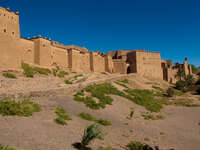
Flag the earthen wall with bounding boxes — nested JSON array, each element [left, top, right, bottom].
[[136, 51, 163, 79]]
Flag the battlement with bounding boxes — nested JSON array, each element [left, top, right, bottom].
[[0, 7, 19, 16], [0, 6, 20, 39], [0, 6, 192, 82]]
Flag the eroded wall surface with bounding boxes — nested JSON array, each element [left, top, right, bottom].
[[113, 60, 127, 74], [91, 52, 106, 72], [51, 46, 68, 68], [0, 7, 21, 69], [71, 50, 91, 72], [19, 38, 34, 65], [136, 51, 163, 79]]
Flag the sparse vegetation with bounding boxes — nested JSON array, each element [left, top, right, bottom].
[[79, 112, 96, 121], [176, 68, 185, 81], [172, 99, 200, 107], [95, 119, 112, 126], [101, 72, 108, 75], [0, 98, 40, 116], [64, 80, 73, 84], [33, 66, 51, 75], [127, 141, 153, 150], [98, 146, 116, 150], [2, 72, 17, 79], [130, 110, 134, 119], [196, 78, 200, 85], [114, 80, 128, 88], [144, 137, 150, 142], [0, 145, 22, 150], [52, 66, 60, 76], [54, 107, 72, 125], [124, 89, 164, 112], [142, 112, 164, 120], [74, 83, 124, 110], [79, 112, 112, 126], [21, 62, 34, 77], [191, 64, 198, 74], [175, 80, 186, 91], [57, 71, 68, 78], [76, 124, 102, 150], [184, 75, 195, 87], [74, 74, 83, 80], [197, 86, 200, 94], [21, 62, 51, 77], [166, 88, 174, 97]]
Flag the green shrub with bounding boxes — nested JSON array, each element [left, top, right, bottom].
[[57, 71, 68, 78], [142, 112, 164, 120], [22, 62, 51, 77], [64, 80, 73, 84], [79, 83, 125, 109], [81, 124, 102, 149], [33, 67, 51, 75], [55, 107, 72, 120], [191, 64, 198, 74], [127, 141, 153, 150], [120, 79, 129, 84], [54, 107, 72, 125], [74, 74, 83, 79], [114, 81, 128, 88], [0, 145, 22, 150], [98, 146, 116, 150], [175, 80, 186, 91], [95, 119, 112, 126], [196, 78, 200, 85], [79, 112, 96, 121], [52, 66, 60, 76], [21, 62, 34, 78], [0, 98, 40, 116], [130, 110, 134, 118], [172, 99, 200, 107], [184, 75, 195, 87], [79, 112, 112, 126], [124, 89, 163, 112], [54, 117, 67, 125], [2, 72, 17, 79], [101, 72, 107, 75], [166, 88, 174, 97], [197, 86, 200, 94]]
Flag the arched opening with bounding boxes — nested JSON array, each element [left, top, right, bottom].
[[127, 63, 131, 74]]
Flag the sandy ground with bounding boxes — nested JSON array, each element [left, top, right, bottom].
[[0, 73, 199, 150]]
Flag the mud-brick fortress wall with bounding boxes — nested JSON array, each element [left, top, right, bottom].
[[0, 6, 193, 82], [32, 38, 68, 68], [68, 48, 90, 72], [0, 7, 21, 70], [135, 51, 163, 79]]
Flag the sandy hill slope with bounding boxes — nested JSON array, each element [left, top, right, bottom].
[[0, 73, 199, 150]]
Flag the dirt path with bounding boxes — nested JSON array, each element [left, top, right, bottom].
[[0, 94, 200, 150]]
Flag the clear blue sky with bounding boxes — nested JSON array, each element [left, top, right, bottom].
[[1, 0, 199, 66]]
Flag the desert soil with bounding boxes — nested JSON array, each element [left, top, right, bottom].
[[0, 72, 199, 150]]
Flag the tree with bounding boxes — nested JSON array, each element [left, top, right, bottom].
[[184, 75, 195, 87], [80, 124, 102, 150], [191, 64, 198, 74], [176, 68, 185, 81]]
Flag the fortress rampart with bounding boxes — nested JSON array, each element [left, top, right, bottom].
[[0, 7, 192, 82]]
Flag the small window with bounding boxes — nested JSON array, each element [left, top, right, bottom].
[[12, 32, 14, 35], [3, 29, 6, 33], [43, 44, 45, 47]]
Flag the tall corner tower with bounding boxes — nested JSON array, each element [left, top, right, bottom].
[[0, 7, 21, 70], [0, 7, 20, 39]]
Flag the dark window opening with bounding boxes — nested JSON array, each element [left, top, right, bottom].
[[3, 29, 6, 33]]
